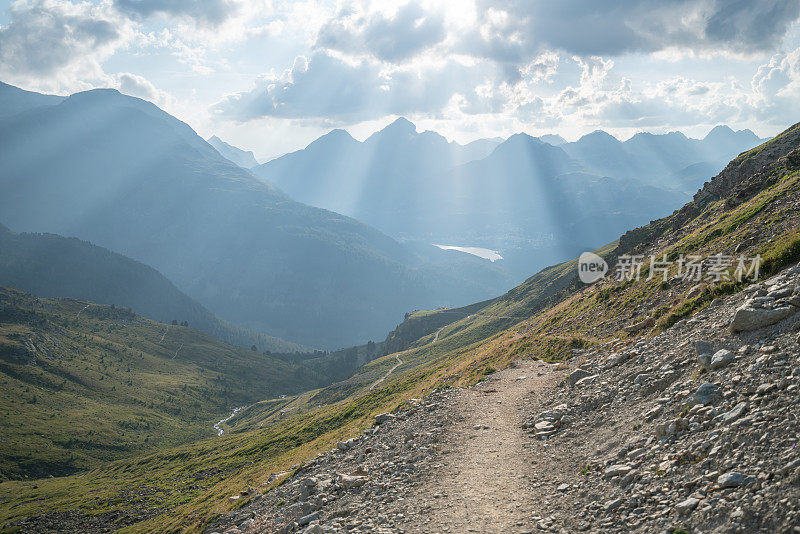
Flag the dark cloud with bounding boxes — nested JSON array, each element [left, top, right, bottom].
[[113, 0, 240, 26], [315, 1, 446, 62], [463, 0, 800, 63], [0, 0, 124, 78], [704, 0, 800, 51]]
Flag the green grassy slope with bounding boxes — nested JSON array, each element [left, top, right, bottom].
[[1, 122, 799, 533], [0, 288, 327, 481]]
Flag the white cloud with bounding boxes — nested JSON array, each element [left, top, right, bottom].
[[751, 47, 800, 124], [315, 1, 447, 62], [116, 71, 170, 105], [1, 0, 798, 143], [212, 51, 512, 122]]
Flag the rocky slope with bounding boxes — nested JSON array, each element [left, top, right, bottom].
[[207, 261, 800, 534]]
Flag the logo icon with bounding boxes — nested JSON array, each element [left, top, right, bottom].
[[578, 252, 608, 284]]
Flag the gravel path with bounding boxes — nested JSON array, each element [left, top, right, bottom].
[[399, 360, 561, 533]]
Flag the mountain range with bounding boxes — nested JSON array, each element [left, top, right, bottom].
[[253, 118, 764, 281], [0, 84, 508, 349], [0, 80, 766, 349], [560, 126, 765, 191]]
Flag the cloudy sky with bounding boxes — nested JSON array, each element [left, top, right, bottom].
[[1, 0, 799, 160]]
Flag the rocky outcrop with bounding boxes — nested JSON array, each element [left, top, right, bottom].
[[730, 267, 800, 332]]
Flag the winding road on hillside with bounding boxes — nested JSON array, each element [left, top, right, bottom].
[[368, 355, 404, 391], [432, 326, 444, 342]]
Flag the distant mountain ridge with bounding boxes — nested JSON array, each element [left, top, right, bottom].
[[207, 135, 259, 168], [0, 81, 63, 119], [253, 118, 766, 283], [0, 223, 304, 353], [558, 125, 766, 192], [253, 118, 501, 223]]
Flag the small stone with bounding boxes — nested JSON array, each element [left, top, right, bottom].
[[604, 498, 623, 512], [730, 303, 795, 332], [721, 402, 747, 423], [534, 421, 556, 432], [756, 383, 777, 395], [340, 475, 367, 489], [604, 464, 633, 478], [718, 472, 753, 488], [687, 284, 706, 299], [643, 405, 662, 421], [709, 349, 734, 370], [690, 383, 721, 406], [375, 413, 396, 424], [567, 368, 593, 387], [623, 317, 655, 333], [675, 497, 700, 513], [575, 375, 598, 387], [298, 512, 319, 526]]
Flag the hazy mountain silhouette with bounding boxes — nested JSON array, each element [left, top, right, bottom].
[[253, 118, 501, 234], [538, 133, 566, 145], [558, 125, 765, 192], [0, 223, 306, 352], [0, 85, 508, 349], [254, 121, 698, 280], [207, 135, 259, 168]]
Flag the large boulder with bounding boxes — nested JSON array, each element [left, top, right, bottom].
[[730, 302, 795, 332]]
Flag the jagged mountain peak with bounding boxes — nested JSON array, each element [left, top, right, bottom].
[[706, 124, 735, 136], [365, 117, 418, 143], [704, 124, 760, 142], [385, 116, 417, 132], [304, 127, 358, 150]]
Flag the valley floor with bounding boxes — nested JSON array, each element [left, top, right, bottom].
[[207, 265, 800, 534]]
